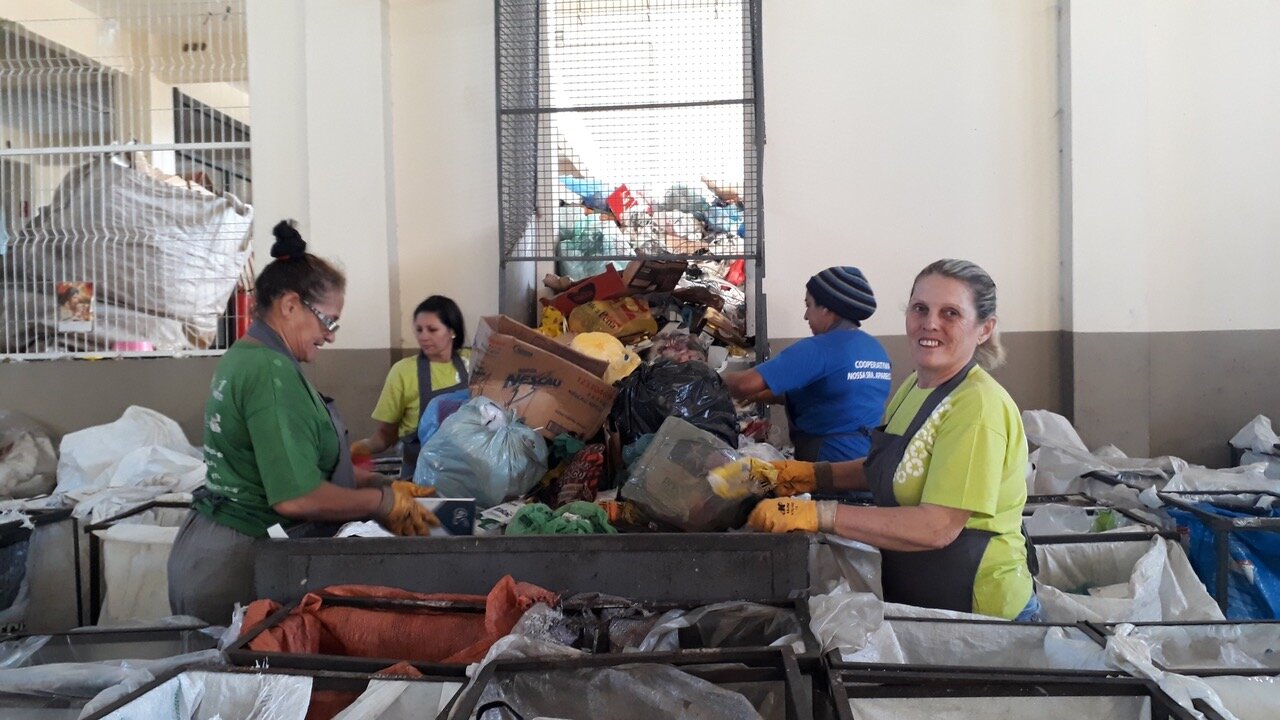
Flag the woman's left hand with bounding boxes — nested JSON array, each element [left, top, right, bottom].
[[746, 498, 838, 534]]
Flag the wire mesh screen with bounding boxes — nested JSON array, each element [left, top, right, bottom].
[[496, 0, 762, 264], [0, 1, 252, 359]]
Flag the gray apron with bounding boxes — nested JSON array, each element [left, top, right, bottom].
[[864, 360, 998, 613], [399, 352, 469, 478]]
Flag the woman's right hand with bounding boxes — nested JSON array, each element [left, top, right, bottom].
[[375, 481, 441, 536], [708, 458, 823, 498]]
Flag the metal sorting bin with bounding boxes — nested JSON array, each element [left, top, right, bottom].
[[82, 500, 191, 624], [78, 664, 468, 720], [445, 648, 805, 720], [826, 668, 1203, 720], [253, 533, 810, 604], [1025, 492, 1177, 545], [0, 623, 217, 720], [1094, 620, 1280, 676], [826, 616, 1110, 676], [1158, 490, 1280, 615], [0, 623, 216, 665], [0, 507, 83, 632], [227, 594, 819, 675]]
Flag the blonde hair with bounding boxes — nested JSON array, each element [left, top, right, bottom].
[[912, 259, 1006, 370]]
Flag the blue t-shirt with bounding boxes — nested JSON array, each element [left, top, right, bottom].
[[756, 329, 891, 461]]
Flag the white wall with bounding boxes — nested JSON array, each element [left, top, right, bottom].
[[761, 0, 1062, 340], [1069, 0, 1280, 333], [246, 0, 396, 350], [385, 0, 499, 347]]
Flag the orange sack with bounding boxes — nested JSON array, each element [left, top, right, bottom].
[[240, 575, 556, 665]]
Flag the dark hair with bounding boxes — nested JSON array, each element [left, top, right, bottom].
[[413, 295, 465, 352], [912, 258, 1006, 370], [254, 220, 346, 315]]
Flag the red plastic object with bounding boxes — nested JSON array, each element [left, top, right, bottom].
[[726, 259, 746, 286]]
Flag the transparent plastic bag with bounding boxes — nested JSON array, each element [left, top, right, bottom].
[[414, 398, 549, 508], [633, 602, 804, 653], [622, 417, 748, 531], [416, 389, 470, 446], [472, 664, 764, 720]]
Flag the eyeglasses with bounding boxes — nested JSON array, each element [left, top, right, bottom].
[[301, 299, 340, 334]]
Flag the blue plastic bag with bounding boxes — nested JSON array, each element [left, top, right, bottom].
[[1170, 503, 1280, 619], [417, 389, 471, 446], [414, 397, 549, 509]]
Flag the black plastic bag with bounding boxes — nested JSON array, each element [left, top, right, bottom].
[[610, 359, 738, 448]]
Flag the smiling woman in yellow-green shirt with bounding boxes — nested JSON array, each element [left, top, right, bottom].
[[740, 259, 1036, 620], [351, 295, 470, 478]]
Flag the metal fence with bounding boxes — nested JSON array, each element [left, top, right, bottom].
[[0, 1, 252, 359]]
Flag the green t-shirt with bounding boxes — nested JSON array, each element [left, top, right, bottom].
[[194, 340, 338, 537], [883, 366, 1032, 619], [372, 350, 471, 438]]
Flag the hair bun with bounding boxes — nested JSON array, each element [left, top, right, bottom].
[[270, 219, 307, 260]]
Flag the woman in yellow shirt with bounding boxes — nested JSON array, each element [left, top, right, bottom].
[[743, 259, 1035, 620], [352, 295, 470, 477]]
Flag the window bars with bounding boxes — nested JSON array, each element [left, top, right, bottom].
[[0, 1, 252, 359], [496, 0, 766, 356]]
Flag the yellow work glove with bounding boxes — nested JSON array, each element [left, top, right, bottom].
[[746, 498, 838, 534], [374, 481, 441, 536], [707, 458, 835, 499], [707, 458, 778, 499]]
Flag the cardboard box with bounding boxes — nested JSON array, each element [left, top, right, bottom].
[[622, 257, 688, 294], [541, 265, 626, 315], [470, 316, 617, 440]]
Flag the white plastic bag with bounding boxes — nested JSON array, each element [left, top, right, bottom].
[[414, 397, 549, 509], [807, 581, 886, 654], [96, 524, 180, 625], [1105, 624, 1242, 720], [98, 669, 311, 720], [0, 411, 58, 499], [1230, 415, 1279, 455], [840, 616, 1109, 671], [1022, 410, 1089, 453], [1035, 539, 1223, 623], [56, 407, 204, 522], [809, 535, 883, 597], [331, 679, 464, 720], [1164, 463, 1275, 493]]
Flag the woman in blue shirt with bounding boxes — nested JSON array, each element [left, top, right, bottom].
[[725, 266, 891, 461]]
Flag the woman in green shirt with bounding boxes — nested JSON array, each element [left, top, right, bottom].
[[743, 259, 1036, 620], [167, 220, 439, 624]]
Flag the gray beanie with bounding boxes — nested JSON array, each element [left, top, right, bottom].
[[806, 266, 876, 323]]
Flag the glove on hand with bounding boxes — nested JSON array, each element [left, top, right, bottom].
[[375, 481, 440, 536], [707, 458, 834, 499], [746, 498, 838, 534]]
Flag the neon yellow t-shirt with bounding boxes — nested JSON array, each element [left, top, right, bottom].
[[883, 365, 1032, 619], [371, 349, 471, 438]]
